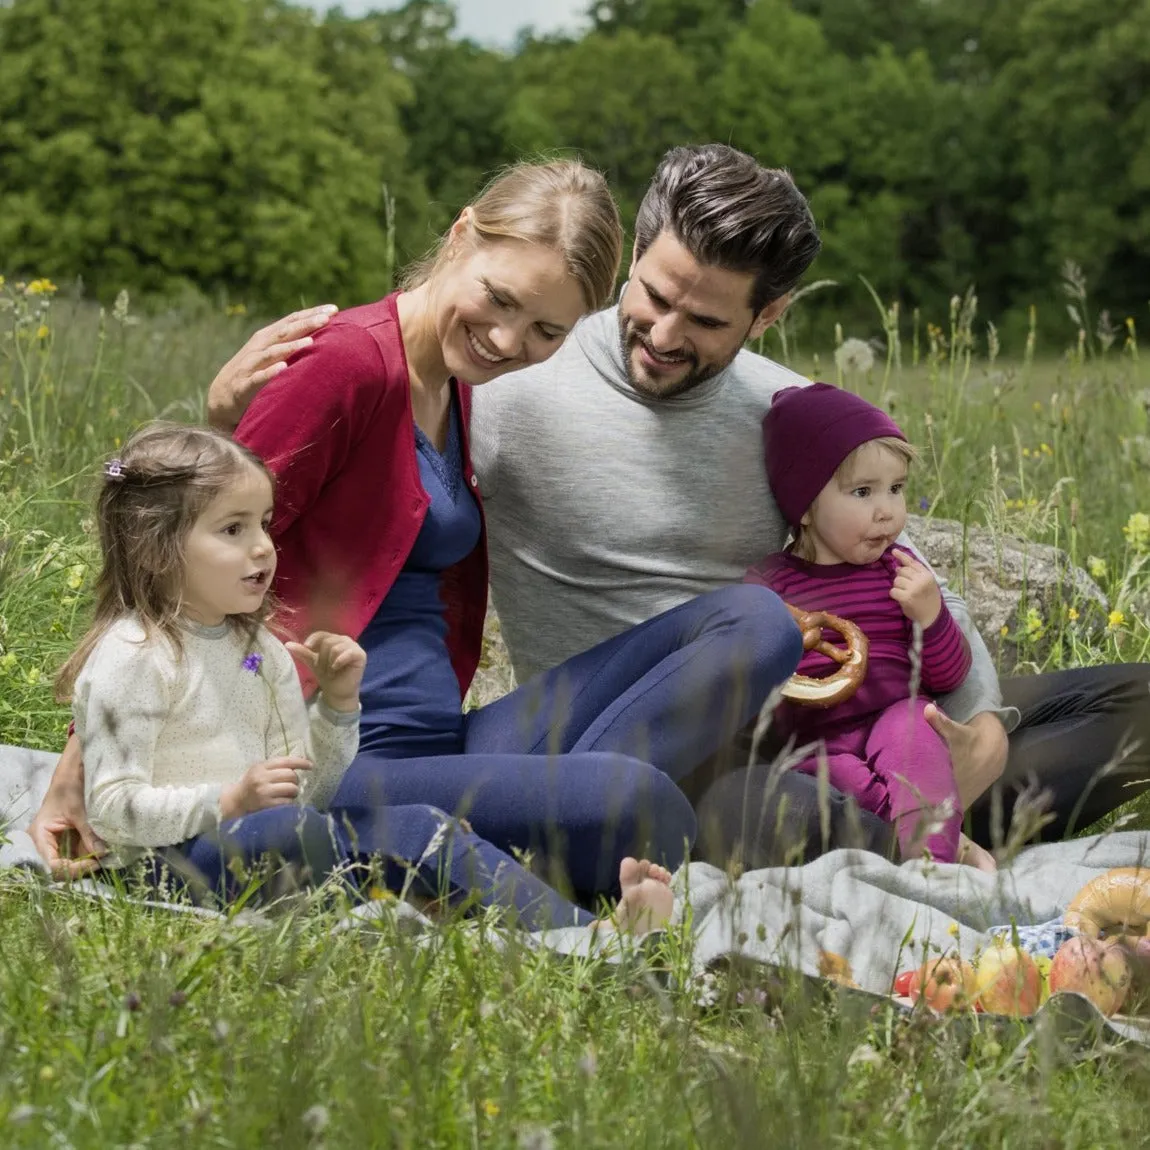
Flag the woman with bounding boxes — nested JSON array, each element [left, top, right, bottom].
[[33, 159, 801, 910]]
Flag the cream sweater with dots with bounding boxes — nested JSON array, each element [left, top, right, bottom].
[[74, 615, 359, 863]]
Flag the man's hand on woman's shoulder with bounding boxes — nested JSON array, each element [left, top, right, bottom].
[[207, 305, 338, 431]]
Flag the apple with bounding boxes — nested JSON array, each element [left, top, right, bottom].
[[973, 941, 1042, 1016], [908, 956, 977, 1012], [1048, 936, 1132, 1016]]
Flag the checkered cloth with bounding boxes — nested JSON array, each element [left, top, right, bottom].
[[986, 918, 1078, 959]]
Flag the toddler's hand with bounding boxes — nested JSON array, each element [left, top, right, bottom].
[[286, 631, 366, 713], [220, 756, 312, 819], [890, 549, 942, 627]]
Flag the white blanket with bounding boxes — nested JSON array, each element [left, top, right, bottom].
[[4, 742, 1147, 1044]]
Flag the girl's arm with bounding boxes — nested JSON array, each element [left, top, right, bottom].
[[265, 641, 358, 811], [918, 603, 973, 696], [78, 638, 225, 849]]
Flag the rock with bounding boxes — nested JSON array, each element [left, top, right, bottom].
[[904, 514, 1109, 671]]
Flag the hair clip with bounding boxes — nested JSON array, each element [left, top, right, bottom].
[[104, 458, 125, 481]]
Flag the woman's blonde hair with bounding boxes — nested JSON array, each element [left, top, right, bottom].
[[402, 158, 623, 312], [789, 436, 919, 562], [56, 422, 274, 700]]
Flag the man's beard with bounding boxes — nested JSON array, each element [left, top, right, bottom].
[[617, 315, 736, 400]]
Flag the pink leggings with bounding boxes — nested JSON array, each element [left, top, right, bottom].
[[792, 697, 961, 863]]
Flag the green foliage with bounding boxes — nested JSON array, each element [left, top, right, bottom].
[[2, 0, 1149, 343], [0, 0, 414, 311]]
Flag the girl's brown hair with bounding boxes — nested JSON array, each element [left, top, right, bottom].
[[789, 436, 919, 562], [56, 422, 274, 701], [401, 158, 624, 312]]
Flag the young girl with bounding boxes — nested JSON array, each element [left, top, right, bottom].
[[745, 383, 993, 870], [56, 422, 674, 929]]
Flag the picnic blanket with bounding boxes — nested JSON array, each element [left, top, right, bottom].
[[3, 742, 1148, 1045]]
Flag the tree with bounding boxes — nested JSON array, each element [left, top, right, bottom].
[[0, 0, 415, 309]]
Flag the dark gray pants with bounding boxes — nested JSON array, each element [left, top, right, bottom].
[[690, 663, 1150, 868]]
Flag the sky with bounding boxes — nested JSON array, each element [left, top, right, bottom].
[[306, 0, 588, 47]]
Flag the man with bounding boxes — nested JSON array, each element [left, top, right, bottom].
[[30, 145, 1150, 875]]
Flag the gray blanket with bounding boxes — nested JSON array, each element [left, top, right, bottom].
[[4, 743, 1147, 1044]]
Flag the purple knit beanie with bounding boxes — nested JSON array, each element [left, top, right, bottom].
[[763, 382, 907, 529]]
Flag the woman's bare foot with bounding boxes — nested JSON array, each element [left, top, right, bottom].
[[594, 857, 674, 936], [957, 833, 997, 873]]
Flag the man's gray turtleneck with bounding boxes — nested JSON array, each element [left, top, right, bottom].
[[468, 304, 1008, 727]]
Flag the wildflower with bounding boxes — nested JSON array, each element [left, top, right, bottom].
[[1040, 442, 1052, 455], [1087, 556, 1108, 580], [1024, 607, 1044, 642], [1022, 448, 1031, 458], [301, 1105, 329, 1135], [37, 1066, 54, 1082], [242, 652, 264, 674], [1123, 512, 1150, 553], [1032, 402, 1042, 413], [518, 1126, 556, 1150], [947, 922, 960, 938], [999, 625, 1009, 638], [36, 324, 49, 340], [918, 496, 929, 511], [482, 1099, 501, 1118], [0, 276, 5, 289], [834, 337, 875, 376], [25, 667, 40, 685], [26, 279, 57, 296], [1067, 607, 1079, 622], [1108, 610, 1125, 630], [225, 303, 247, 317], [67, 564, 86, 591]]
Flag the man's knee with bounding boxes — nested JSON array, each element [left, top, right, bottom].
[[705, 583, 803, 676]]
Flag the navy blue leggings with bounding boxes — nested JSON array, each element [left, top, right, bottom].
[[332, 585, 802, 902], [152, 804, 599, 929]]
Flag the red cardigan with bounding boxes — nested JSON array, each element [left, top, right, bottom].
[[234, 293, 489, 697]]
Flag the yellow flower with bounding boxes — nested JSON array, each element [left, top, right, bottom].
[[225, 302, 247, 317], [1123, 512, 1150, 554], [0, 275, 5, 289], [1040, 442, 1052, 455], [1067, 607, 1079, 621], [999, 625, 1009, 637], [25, 667, 40, 685], [1024, 606, 1044, 642], [482, 1100, 500, 1118], [38, 1065, 55, 1082], [1022, 447, 1031, 458], [26, 278, 57, 296], [36, 324, 49, 340], [1087, 556, 1108, 580], [1032, 402, 1042, 413], [947, 922, 960, 937], [1108, 610, 1125, 630]]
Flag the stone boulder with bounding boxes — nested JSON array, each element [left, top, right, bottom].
[[904, 514, 1109, 671]]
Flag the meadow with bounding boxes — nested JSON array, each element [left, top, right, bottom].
[[2, 274, 1150, 1146]]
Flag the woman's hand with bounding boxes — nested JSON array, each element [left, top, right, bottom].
[[27, 734, 107, 879], [206, 305, 338, 431], [286, 632, 366, 714]]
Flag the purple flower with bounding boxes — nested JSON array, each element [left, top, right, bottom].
[[918, 496, 930, 511], [242, 652, 264, 674]]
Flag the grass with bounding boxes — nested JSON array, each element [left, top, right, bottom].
[[2, 275, 1150, 1144]]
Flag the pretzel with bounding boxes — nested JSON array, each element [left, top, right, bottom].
[[1064, 867, 1150, 942], [780, 604, 868, 708]]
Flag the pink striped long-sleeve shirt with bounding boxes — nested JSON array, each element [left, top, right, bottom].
[[745, 546, 972, 739]]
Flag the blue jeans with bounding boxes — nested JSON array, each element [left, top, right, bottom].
[[152, 804, 599, 929], [333, 585, 802, 901]]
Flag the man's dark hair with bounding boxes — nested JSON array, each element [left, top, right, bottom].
[[633, 144, 821, 313]]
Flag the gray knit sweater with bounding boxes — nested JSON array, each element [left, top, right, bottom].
[[469, 304, 1013, 729]]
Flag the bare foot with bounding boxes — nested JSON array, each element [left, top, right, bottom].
[[957, 833, 997, 873], [594, 857, 674, 936]]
